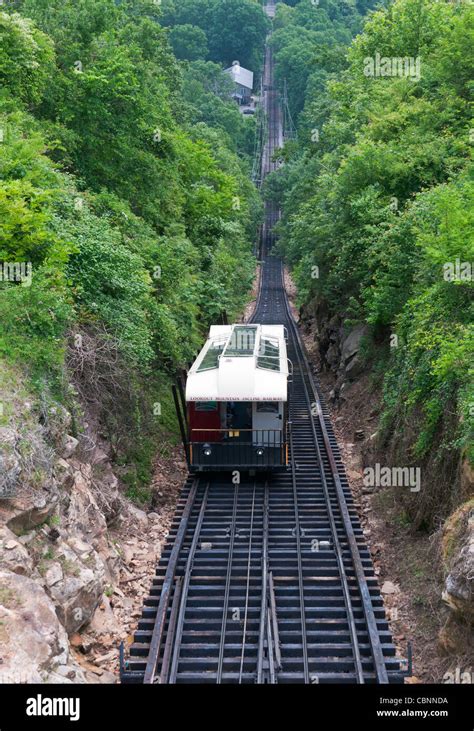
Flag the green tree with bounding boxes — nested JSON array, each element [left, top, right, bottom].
[[169, 24, 208, 61]]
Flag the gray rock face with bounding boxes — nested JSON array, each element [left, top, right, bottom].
[[339, 324, 370, 382], [0, 526, 33, 575], [442, 512, 474, 621], [0, 569, 69, 683], [325, 343, 340, 368], [45, 538, 106, 634], [341, 324, 369, 365], [65, 467, 108, 546], [0, 386, 125, 684], [62, 435, 79, 460], [5, 487, 59, 535], [45, 562, 64, 587], [54, 457, 75, 491]]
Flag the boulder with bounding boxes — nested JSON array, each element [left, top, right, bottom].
[[46, 663, 88, 683], [62, 435, 79, 460], [87, 595, 121, 638], [344, 353, 365, 380], [441, 500, 474, 623], [127, 504, 149, 526], [341, 324, 369, 366], [381, 581, 399, 595], [64, 466, 108, 545], [45, 538, 106, 634], [5, 486, 59, 535], [0, 526, 33, 575], [0, 569, 71, 683]]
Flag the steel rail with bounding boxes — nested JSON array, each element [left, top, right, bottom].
[[288, 414, 311, 684], [269, 572, 282, 672], [216, 483, 240, 683], [159, 576, 183, 684], [285, 298, 364, 682], [166, 483, 210, 683], [282, 267, 389, 684], [256, 483, 270, 683], [143, 479, 199, 684], [238, 482, 257, 684]]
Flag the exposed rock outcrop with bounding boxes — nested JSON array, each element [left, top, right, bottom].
[[5, 487, 59, 535], [301, 298, 369, 400], [0, 569, 86, 683], [44, 537, 107, 633], [0, 371, 126, 683], [0, 526, 33, 575], [441, 500, 474, 624]]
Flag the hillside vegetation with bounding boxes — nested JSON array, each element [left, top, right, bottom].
[[0, 0, 266, 494], [267, 0, 473, 527]]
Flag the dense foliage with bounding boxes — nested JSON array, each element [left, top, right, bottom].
[[270, 0, 473, 494], [160, 0, 269, 71], [0, 0, 263, 494]]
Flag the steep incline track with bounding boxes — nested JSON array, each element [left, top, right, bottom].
[[121, 9, 403, 685]]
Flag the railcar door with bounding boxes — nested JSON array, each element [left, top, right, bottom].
[[252, 401, 283, 446], [188, 401, 221, 442], [226, 401, 252, 442]]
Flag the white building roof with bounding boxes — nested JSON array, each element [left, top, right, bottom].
[[186, 324, 289, 402], [224, 63, 254, 91]]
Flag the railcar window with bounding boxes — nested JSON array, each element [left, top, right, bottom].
[[256, 402, 279, 413], [195, 401, 218, 411], [197, 341, 225, 371], [223, 325, 257, 356], [257, 337, 280, 371]]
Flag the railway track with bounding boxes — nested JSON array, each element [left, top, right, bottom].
[[121, 11, 405, 685]]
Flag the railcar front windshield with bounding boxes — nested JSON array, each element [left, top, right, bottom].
[[223, 325, 258, 357]]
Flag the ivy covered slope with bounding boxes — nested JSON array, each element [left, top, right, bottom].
[[269, 0, 473, 526], [0, 0, 264, 495]]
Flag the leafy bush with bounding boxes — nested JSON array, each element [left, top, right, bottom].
[[273, 0, 473, 492], [0, 0, 260, 482]]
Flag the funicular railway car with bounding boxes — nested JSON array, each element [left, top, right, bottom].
[[185, 324, 291, 472]]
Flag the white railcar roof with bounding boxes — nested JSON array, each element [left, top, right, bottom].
[[186, 324, 289, 402]]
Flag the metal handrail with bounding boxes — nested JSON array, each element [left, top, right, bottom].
[[189, 427, 289, 468], [190, 427, 282, 433]]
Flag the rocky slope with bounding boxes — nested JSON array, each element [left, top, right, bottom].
[[0, 363, 186, 683]]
